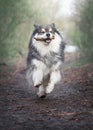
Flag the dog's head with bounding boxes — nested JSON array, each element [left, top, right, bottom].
[[33, 23, 56, 46]]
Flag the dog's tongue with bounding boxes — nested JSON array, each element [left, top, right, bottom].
[[45, 39, 51, 44]]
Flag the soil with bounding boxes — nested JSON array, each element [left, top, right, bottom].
[[0, 59, 93, 130]]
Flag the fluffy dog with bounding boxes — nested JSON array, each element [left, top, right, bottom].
[[26, 23, 65, 98]]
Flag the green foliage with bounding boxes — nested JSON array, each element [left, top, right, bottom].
[[0, 0, 60, 64], [0, 0, 30, 61], [73, 0, 93, 58]]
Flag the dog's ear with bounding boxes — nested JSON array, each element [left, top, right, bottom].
[[34, 24, 39, 29], [51, 23, 55, 28]]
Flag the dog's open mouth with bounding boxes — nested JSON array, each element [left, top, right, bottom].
[[44, 38, 51, 44], [34, 36, 55, 45]]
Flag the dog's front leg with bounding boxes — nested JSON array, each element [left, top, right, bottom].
[[32, 68, 47, 98], [37, 85, 46, 98], [46, 70, 61, 93], [32, 69, 43, 87]]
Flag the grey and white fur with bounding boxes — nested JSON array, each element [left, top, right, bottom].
[[26, 23, 65, 98]]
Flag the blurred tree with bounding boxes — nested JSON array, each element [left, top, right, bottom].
[[0, 0, 30, 61], [74, 0, 93, 59], [0, 0, 59, 64]]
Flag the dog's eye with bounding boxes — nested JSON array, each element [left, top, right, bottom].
[[41, 28, 46, 33], [41, 31, 45, 33], [49, 28, 53, 33], [49, 30, 54, 33], [39, 31, 45, 34]]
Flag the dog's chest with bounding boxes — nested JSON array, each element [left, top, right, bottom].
[[43, 52, 60, 67], [33, 37, 61, 56]]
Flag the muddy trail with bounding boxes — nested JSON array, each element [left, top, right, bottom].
[[0, 60, 93, 130]]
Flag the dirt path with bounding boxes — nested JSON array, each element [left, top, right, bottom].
[[0, 63, 93, 130]]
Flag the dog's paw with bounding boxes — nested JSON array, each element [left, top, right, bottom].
[[34, 83, 42, 88], [37, 92, 46, 98], [34, 82, 42, 88], [39, 94, 46, 98], [46, 85, 54, 94]]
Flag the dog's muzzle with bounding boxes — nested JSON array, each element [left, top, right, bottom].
[[34, 34, 55, 45], [44, 33, 54, 45]]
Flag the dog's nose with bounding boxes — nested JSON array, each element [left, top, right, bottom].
[[46, 33, 50, 37]]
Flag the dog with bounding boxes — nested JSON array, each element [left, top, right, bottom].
[[26, 23, 65, 98]]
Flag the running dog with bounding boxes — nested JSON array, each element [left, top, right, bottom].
[[26, 23, 65, 98]]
